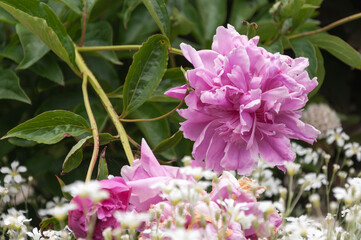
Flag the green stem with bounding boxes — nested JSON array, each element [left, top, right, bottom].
[[285, 185, 305, 217], [119, 92, 186, 123], [82, 74, 100, 182], [288, 12, 361, 40], [286, 175, 294, 214], [79, 0, 87, 46], [75, 50, 134, 165], [77, 45, 183, 56]]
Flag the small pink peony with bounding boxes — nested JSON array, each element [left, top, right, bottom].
[[68, 177, 131, 240], [166, 24, 320, 174], [121, 139, 187, 211]]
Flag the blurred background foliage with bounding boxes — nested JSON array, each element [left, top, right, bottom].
[[0, 0, 360, 223]]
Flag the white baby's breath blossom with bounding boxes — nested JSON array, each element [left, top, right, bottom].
[[326, 127, 349, 147], [344, 142, 361, 161], [1, 161, 27, 184], [298, 173, 327, 190], [284, 162, 300, 176], [2, 208, 31, 229], [39, 202, 77, 220], [114, 210, 149, 229], [63, 180, 109, 202], [164, 228, 201, 240], [26, 227, 42, 240]]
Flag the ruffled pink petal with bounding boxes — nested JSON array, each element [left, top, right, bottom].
[[164, 84, 187, 99]]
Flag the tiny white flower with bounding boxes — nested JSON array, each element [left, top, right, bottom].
[[298, 173, 327, 191], [284, 162, 300, 176], [113, 211, 149, 229], [326, 127, 349, 147], [63, 181, 109, 202], [0, 161, 27, 184], [344, 142, 361, 161], [164, 228, 201, 240], [26, 227, 42, 240], [39, 203, 77, 220]]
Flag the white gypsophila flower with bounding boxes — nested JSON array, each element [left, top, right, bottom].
[[291, 142, 307, 156], [301, 148, 319, 165], [63, 180, 109, 202], [181, 156, 193, 166], [164, 228, 201, 240], [180, 166, 204, 180], [284, 161, 300, 176], [0, 161, 27, 184], [309, 193, 320, 204], [252, 168, 281, 197], [38, 202, 77, 220], [344, 142, 361, 161], [282, 215, 324, 239], [26, 227, 42, 240], [301, 103, 341, 139], [326, 127, 349, 147], [113, 210, 150, 229], [258, 201, 276, 215], [298, 173, 327, 191], [0, 184, 10, 203], [2, 208, 31, 229], [43, 196, 68, 211]]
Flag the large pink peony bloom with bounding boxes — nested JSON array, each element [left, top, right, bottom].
[[121, 139, 187, 211], [68, 177, 131, 240], [166, 24, 320, 174]]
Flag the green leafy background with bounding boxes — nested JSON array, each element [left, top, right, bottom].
[[0, 0, 360, 227]]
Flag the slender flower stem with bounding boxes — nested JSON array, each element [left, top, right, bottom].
[[288, 12, 361, 40], [75, 50, 135, 165], [286, 175, 294, 214], [77, 45, 183, 56], [119, 94, 186, 122], [82, 74, 100, 182], [79, 0, 87, 46]]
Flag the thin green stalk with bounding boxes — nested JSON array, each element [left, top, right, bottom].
[[288, 12, 361, 40], [82, 74, 100, 182], [286, 175, 294, 214], [75, 50, 135, 165], [285, 185, 305, 217], [119, 94, 186, 122], [77, 45, 183, 56], [79, 0, 87, 46]]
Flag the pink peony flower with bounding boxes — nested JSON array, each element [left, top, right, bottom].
[[121, 139, 187, 211], [166, 24, 320, 174], [68, 177, 131, 240]]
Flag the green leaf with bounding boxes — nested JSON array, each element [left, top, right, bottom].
[[129, 102, 170, 148], [84, 21, 121, 65], [61, 133, 118, 174], [153, 131, 183, 153], [141, 0, 170, 36], [149, 67, 186, 102], [170, 7, 194, 38], [290, 38, 317, 77], [122, 35, 169, 116], [16, 23, 50, 69], [306, 33, 361, 69], [0, 6, 16, 24], [2, 110, 91, 144], [97, 147, 108, 180], [62, 136, 91, 174], [292, 0, 323, 30], [29, 54, 64, 85], [183, 3, 204, 46], [196, 0, 226, 46], [121, 0, 142, 28], [55, 175, 72, 201], [7, 138, 37, 147], [262, 38, 284, 54], [119, 4, 158, 45], [229, 0, 267, 30], [256, 21, 278, 42], [39, 217, 61, 233], [309, 46, 325, 97], [53, 0, 82, 15], [0, 0, 78, 73], [0, 66, 31, 104]]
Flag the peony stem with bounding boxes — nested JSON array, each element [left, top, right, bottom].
[[288, 12, 361, 40], [79, 0, 87, 47], [77, 45, 183, 56], [75, 50, 135, 166], [119, 93, 186, 123], [82, 74, 100, 183]]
